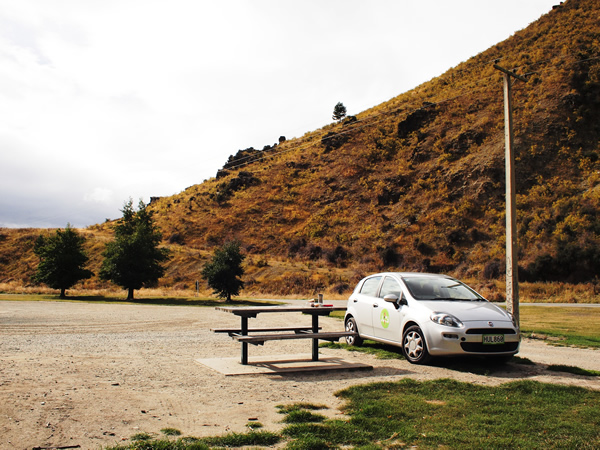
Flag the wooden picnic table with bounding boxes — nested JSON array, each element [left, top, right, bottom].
[[214, 305, 354, 365]]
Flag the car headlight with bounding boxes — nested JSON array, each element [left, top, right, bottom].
[[430, 312, 464, 328]]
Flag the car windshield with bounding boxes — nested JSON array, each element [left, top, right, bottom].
[[403, 277, 484, 301]]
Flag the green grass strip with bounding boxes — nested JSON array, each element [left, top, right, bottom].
[[328, 379, 600, 449], [547, 364, 600, 377], [320, 340, 405, 359]]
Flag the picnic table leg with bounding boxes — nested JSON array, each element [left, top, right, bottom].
[[312, 314, 319, 361], [241, 316, 248, 365]]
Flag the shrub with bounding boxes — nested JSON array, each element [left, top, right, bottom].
[[483, 259, 504, 279], [167, 233, 184, 245], [255, 256, 269, 268], [268, 273, 327, 296], [321, 131, 349, 152], [301, 244, 323, 261], [397, 105, 438, 139], [523, 243, 600, 283], [331, 282, 350, 294], [211, 171, 260, 204], [325, 246, 349, 267], [287, 238, 307, 257], [223, 147, 262, 170], [378, 246, 401, 267], [414, 239, 435, 256]]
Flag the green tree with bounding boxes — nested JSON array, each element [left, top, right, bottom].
[[33, 224, 93, 298], [100, 199, 170, 300], [332, 102, 347, 122], [201, 240, 245, 302]]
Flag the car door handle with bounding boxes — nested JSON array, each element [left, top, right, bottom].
[[353, 299, 358, 303], [373, 303, 379, 308]]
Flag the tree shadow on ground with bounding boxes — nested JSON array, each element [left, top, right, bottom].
[[25, 295, 282, 308]]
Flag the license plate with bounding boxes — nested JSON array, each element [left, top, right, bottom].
[[483, 334, 504, 345]]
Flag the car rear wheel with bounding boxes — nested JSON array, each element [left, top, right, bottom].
[[345, 317, 363, 346], [403, 325, 431, 364]]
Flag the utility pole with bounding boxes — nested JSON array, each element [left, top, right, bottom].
[[494, 63, 527, 329]]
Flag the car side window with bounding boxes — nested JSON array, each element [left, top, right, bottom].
[[379, 277, 402, 299], [359, 277, 382, 297]]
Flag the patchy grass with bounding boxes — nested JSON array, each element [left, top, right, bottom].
[[129, 432, 154, 441], [200, 430, 281, 448], [321, 339, 405, 359], [520, 305, 600, 349], [245, 421, 263, 430], [523, 330, 600, 349], [277, 403, 329, 424], [276, 402, 329, 414], [106, 430, 280, 449], [547, 364, 600, 377], [328, 379, 600, 449], [105, 380, 600, 449], [281, 409, 328, 424], [160, 428, 182, 436], [280, 379, 600, 449]]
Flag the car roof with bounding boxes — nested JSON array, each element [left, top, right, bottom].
[[367, 272, 453, 279]]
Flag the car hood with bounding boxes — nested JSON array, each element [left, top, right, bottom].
[[419, 300, 512, 322]]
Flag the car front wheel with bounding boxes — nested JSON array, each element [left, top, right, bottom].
[[345, 317, 363, 347], [402, 325, 431, 364]]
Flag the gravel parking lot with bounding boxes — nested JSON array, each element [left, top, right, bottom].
[[1, 300, 598, 449]]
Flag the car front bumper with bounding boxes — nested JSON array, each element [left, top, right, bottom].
[[425, 320, 520, 356]]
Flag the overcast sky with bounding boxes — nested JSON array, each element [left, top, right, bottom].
[[1, 0, 559, 228]]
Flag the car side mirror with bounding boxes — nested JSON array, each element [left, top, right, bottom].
[[384, 294, 405, 309]]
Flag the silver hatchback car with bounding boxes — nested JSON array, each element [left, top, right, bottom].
[[344, 272, 520, 364]]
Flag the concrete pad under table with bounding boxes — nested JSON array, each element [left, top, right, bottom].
[[196, 354, 373, 376]]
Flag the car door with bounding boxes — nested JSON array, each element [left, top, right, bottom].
[[371, 276, 404, 343], [351, 275, 382, 336]]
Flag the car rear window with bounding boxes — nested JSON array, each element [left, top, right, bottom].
[[360, 276, 382, 296]]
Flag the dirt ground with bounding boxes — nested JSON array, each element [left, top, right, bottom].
[[1, 300, 599, 450]]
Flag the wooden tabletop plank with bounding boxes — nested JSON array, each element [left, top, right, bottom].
[[215, 305, 346, 316]]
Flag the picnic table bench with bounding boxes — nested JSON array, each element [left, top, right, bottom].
[[214, 305, 355, 364], [211, 326, 321, 336]]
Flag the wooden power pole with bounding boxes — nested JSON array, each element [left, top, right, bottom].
[[494, 63, 527, 329]]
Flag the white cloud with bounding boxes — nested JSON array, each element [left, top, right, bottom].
[[0, 0, 558, 227], [84, 187, 114, 205]]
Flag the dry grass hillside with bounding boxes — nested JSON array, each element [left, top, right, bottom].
[[1, 0, 599, 299]]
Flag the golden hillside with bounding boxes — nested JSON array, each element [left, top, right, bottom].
[[1, 0, 599, 298]]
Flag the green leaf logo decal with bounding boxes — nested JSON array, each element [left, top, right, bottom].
[[380, 308, 390, 329]]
